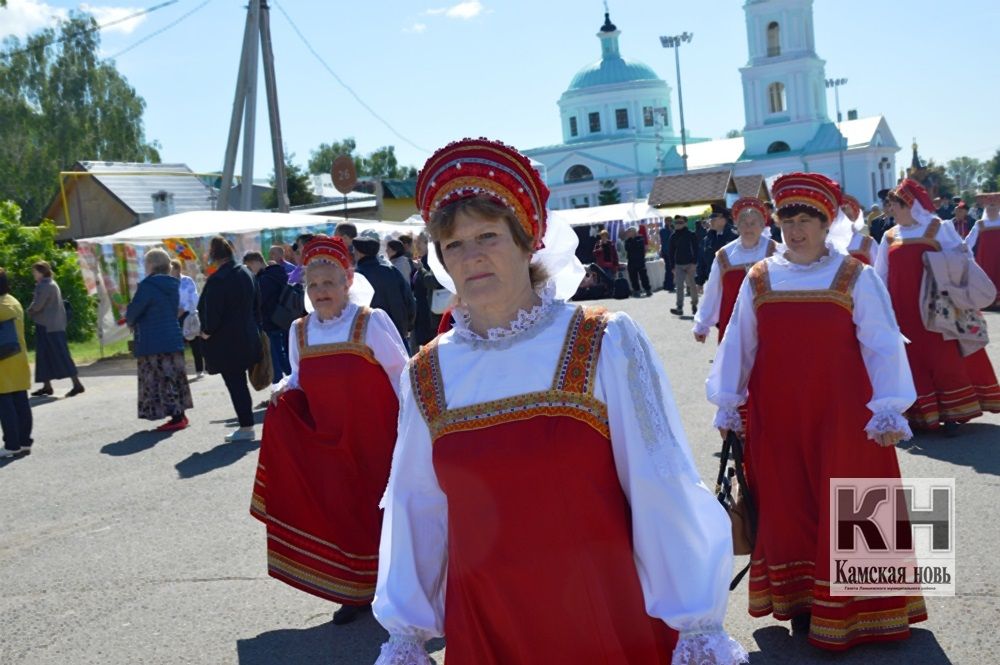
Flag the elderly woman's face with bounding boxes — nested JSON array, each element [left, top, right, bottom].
[[736, 210, 765, 243], [305, 261, 352, 319], [779, 211, 829, 255], [440, 211, 531, 312]]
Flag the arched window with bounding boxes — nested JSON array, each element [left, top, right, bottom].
[[768, 82, 786, 114], [767, 141, 790, 154], [564, 165, 594, 184], [767, 21, 780, 56]]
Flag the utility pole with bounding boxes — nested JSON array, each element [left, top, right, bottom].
[[826, 77, 848, 189], [660, 32, 693, 172], [218, 0, 288, 212]]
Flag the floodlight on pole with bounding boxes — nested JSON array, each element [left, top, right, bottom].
[[660, 32, 692, 172]]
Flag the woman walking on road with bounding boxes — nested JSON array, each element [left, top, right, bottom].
[[27, 261, 84, 398]]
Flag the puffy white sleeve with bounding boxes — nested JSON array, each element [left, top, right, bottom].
[[937, 220, 965, 251], [851, 268, 917, 440], [705, 279, 757, 433], [367, 308, 410, 398], [273, 320, 301, 393], [693, 256, 724, 336], [598, 314, 747, 665], [372, 368, 446, 665], [874, 236, 890, 285], [964, 222, 980, 251]]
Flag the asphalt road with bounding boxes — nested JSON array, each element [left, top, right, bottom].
[[1, 294, 997, 664]]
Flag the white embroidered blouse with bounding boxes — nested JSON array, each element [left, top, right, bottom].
[[873, 217, 965, 286], [964, 216, 1000, 251], [693, 235, 774, 337], [277, 303, 409, 398], [373, 298, 747, 665], [706, 247, 916, 439]]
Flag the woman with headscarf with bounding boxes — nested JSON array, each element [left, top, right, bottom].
[[965, 192, 1000, 306], [251, 235, 407, 625], [693, 197, 778, 344], [373, 139, 744, 665], [875, 179, 1000, 434], [708, 172, 925, 651], [27, 261, 85, 398]]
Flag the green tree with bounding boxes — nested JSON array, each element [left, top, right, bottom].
[[308, 138, 416, 179], [909, 159, 956, 199], [982, 149, 1000, 193], [307, 138, 360, 175], [598, 179, 621, 206], [946, 156, 985, 197], [725, 129, 743, 139], [0, 200, 95, 345], [262, 154, 317, 209], [0, 13, 161, 223]]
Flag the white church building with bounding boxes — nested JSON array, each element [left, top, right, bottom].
[[525, 0, 899, 209]]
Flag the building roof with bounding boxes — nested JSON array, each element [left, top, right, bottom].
[[381, 178, 417, 199], [568, 57, 661, 91], [733, 174, 769, 200], [648, 170, 737, 207], [71, 161, 215, 215], [683, 137, 746, 170]]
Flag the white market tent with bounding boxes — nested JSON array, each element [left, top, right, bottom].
[[548, 199, 712, 228]]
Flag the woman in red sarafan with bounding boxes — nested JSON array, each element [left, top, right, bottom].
[[373, 138, 746, 665], [874, 179, 1000, 433], [693, 197, 778, 345], [841, 194, 876, 266], [708, 172, 927, 651], [965, 192, 1000, 307], [250, 235, 408, 625]]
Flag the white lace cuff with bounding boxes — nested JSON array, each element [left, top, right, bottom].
[[673, 628, 749, 665], [373, 635, 433, 665], [865, 410, 913, 442], [692, 321, 711, 336], [713, 407, 744, 433]]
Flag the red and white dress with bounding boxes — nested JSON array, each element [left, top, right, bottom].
[[965, 216, 1000, 306], [708, 247, 927, 651], [693, 235, 778, 342], [847, 232, 876, 266], [874, 219, 1000, 427], [250, 304, 407, 604], [374, 293, 745, 664]]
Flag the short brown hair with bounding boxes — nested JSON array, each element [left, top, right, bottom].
[[242, 251, 265, 265], [32, 260, 53, 278], [209, 236, 234, 262], [775, 204, 830, 224], [0, 267, 8, 295], [427, 195, 548, 290], [169, 259, 183, 272]]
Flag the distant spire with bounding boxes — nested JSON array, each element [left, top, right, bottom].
[[910, 138, 922, 171], [600, 2, 617, 33]]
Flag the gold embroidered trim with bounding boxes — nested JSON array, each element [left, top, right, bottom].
[[295, 308, 376, 361], [750, 257, 862, 312], [433, 390, 610, 440]]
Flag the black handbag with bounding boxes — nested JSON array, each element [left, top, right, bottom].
[[0, 319, 21, 360], [715, 431, 758, 590]]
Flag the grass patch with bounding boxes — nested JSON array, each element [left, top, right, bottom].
[[28, 337, 131, 366]]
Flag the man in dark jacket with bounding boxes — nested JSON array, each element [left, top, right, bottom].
[[658, 222, 675, 291], [667, 216, 699, 316], [697, 207, 738, 286], [623, 228, 652, 297], [353, 230, 415, 352], [253, 248, 293, 383]]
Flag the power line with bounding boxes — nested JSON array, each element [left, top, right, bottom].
[[272, 1, 430, 154], [110, 0, 214, 59], [2, 1, 178, 58]]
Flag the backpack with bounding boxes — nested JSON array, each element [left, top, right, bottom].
[[271, 282, 305, 330]]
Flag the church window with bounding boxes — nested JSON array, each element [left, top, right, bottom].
[[768, 82, 786, 113], [767, 22, 780, 57], [615, 108, 629, 129], [565, 165, 594, 184], [569, 116, 578, 137], [767, 141, 790, 154], [589, 112, 601, 133], [643, 106, 654, 127]]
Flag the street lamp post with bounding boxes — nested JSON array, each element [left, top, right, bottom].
[[825, 77, 848, 188], [660, 32, 693, 172]]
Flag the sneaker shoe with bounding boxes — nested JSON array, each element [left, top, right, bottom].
[[225, 427, 256, 443], [0, 448, 23, 458], [196, 371, 206, 380], [156, 416, 189, 432]]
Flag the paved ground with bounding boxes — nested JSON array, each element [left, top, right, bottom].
[[1, 294, 998, 664]]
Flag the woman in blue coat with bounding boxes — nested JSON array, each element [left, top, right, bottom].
[[126, 248, 193, 431]]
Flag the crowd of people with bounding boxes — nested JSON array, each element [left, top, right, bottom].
[[2, 136, 998, 663]]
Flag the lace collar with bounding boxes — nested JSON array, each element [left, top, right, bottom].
[[312, 301, 356, 328], [771, 241, 841, 272], [451, 283, 559, 350]]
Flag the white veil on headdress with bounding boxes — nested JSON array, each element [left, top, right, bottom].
[[301, 259, 376, 313]]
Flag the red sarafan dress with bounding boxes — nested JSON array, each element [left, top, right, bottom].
[[410, 308, 676, 663], [716, 241, 778, 342], [848, 234, 875, 265], [968, 218, 1000, 305], [693, 236, 777, 343], [251, 307, 399, 604], [883, 220, 993, 427], [742, 259, 926, 650]]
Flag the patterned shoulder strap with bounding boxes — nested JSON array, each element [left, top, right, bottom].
[[765, 239, 778, 257], [551, 306, 610, 396], [860, 235, 874, 254], [349, 306, 371, 345], [409, 338, 446, 428], [924, 219, 941, 240], [296, 314, 311, 352], [885, 225, 898, 243], [830, 257, 864, 295], [747, 261, 771, 300], [716, 247, 731, 271]]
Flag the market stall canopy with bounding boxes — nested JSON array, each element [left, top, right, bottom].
[[548, 200, 670, 227]]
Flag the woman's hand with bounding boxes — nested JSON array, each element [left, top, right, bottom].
[[875, 431, 905, 447], [270, 385, 297, 405], [199, 331, 210, 340], [693, 332, 707, 343]]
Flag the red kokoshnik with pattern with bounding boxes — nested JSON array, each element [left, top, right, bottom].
[[250, 308, 398, 604]]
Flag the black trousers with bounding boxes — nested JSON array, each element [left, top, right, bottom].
[[0, 390, 32, 451], [221, 369, 254, 428], [179, 314, 205, 372], [627, 261, 651, 293]]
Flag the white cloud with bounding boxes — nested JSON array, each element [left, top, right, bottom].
[[425, 1, 485, 20], [403, 22, 427, 34], [0, 0, 147, 41]]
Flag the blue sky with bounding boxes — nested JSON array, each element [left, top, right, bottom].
[[3, 0, 999, 181]]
